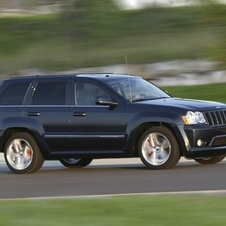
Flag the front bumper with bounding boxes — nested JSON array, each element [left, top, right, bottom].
[[179, 124, 226, 158]]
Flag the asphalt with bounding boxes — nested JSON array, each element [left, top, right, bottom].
[[1, 156, 226, 199]]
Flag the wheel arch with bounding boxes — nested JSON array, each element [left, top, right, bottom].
[[129, 122, 184, 157], [0, 127, 47, 158]]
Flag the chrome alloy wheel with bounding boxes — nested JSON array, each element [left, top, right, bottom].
[[62, 158, 81, 165], [141, 132, 171, 166], [59, 158, 93, 168], [6, 138, 33, 170]]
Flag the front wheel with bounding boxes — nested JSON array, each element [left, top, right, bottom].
[[4, 133, 44, 174], [194, 156, 225, 164], [60, 158, 92, 168], [138, 126, 180, 170]]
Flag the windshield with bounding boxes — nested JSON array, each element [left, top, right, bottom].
[[106, 76, 170, 102]]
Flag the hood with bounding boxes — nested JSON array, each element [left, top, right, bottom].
[[138, 97, 226, 111]]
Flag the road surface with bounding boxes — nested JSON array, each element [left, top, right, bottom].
[[1, 157, 226, 199]]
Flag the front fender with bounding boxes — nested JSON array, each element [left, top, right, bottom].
[[125, 112, 187, 154]]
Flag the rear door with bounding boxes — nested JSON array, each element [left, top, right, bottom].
[[24, 77, 70, 152]]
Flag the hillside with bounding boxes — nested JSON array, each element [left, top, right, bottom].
[[0, 3, 226, 75]]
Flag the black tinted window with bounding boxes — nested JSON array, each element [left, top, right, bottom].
[[0, 82, 30, 105], [33, 82, 66, 105], [74, 82, 110, 105]]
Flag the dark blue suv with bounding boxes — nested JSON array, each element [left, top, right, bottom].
[[1, 74, 226, 174]]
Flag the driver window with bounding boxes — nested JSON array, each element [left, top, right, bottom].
[[74, 82, 110, 105]]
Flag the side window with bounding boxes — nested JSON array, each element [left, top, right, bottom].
[[0, 82, 30, 105], [74, 82, 110, 105], [33, 82, 66, 105]]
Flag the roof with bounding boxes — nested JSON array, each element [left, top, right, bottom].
[[4, 73, 138, 81]]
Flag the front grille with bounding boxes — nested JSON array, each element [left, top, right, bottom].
[[204, 110, 226, 126], [210, 135, 226, 147]]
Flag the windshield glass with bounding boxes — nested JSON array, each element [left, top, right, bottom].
[[106, 76, 170, 102]]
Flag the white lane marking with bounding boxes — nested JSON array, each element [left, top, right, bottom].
[[2, 190, 226, 201]]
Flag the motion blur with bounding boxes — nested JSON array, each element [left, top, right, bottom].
[[0, 0, 226, 79]]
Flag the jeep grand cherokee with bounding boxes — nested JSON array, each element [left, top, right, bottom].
[[0, 74, 226, 174]]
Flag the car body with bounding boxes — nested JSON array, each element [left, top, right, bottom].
[[0, 73, 226, 173]]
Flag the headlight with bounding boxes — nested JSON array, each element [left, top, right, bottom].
[[182, 111, 207, 125]]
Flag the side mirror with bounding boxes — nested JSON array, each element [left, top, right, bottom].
[[95, 95, 118, 106]]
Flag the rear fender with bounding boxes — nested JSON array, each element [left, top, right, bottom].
[[0, 117, 49, 158]]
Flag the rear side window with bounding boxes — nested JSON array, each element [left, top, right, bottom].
[[0, 82, 30, 105], [33, 82, 66, 105]]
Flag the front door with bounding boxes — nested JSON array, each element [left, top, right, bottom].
[[70, 80, 126, 153]]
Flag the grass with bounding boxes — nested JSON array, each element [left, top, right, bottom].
[[1, 195, 226, 226], [162, 83, 226, 103], [0, 4, 226, 74]]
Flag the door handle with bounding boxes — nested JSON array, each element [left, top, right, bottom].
[[27, 112, 40, 116], [73, 112, 86, 117]]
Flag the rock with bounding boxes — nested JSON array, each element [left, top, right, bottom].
[[0, 60, 224, 86]]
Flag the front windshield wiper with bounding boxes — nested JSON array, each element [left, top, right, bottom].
[[130, 97, 170, 103], [131, 98, 147, 103], [131, 97, 170, 103]]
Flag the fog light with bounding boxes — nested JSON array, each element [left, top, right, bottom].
[[197, 139, 206, 147]]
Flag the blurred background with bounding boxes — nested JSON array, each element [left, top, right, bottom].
[[0, 0, 226, 86]]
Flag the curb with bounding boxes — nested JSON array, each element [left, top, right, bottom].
[[0, 153, 4, 162]]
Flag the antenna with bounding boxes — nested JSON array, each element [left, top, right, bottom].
[[125, 55, 132, 102], [125, 55, 129, 75]]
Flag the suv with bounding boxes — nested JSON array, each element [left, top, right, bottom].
[[1, 74, 226, 174]]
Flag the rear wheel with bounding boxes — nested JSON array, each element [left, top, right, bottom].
[[4, 133, 44, 174], [138, 126, 180, 170], [194, 156, 225, 164], [60, 158, 92, 168]]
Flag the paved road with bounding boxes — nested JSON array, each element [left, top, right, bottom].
[[1, 157, 226, 199]]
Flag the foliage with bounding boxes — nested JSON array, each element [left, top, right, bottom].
[[0, 4, 226, 74], [61, 0, 118, 39]]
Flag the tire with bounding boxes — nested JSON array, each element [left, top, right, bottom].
[[4, 133, 44, 174], [194, 156, 225, 164], [60, 158, 92, 168], [138, 126, 180, 170]]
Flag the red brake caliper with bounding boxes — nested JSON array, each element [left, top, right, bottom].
[[27, 149, 32, 157], [147, 140, 153, 156]]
